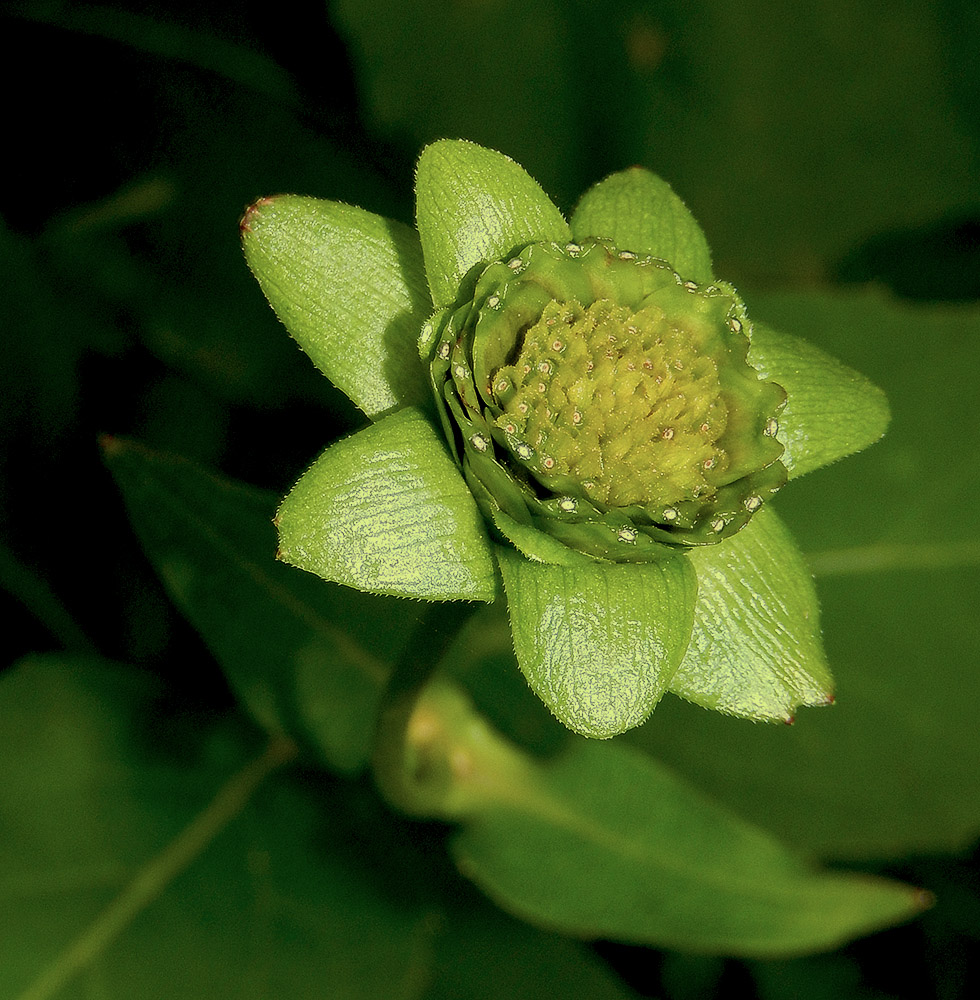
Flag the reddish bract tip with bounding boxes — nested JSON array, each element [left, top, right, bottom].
[[822, 693, 837, 706], [783, 715, 796, 726], [913, 888, 936, 910], [98, 433, 122, 456], [239, 196, 276, 234]]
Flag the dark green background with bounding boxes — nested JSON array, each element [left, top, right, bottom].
[[2, 2, 978, 998]]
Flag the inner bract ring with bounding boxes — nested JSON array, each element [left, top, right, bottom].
[[427, 238, 787, 563]]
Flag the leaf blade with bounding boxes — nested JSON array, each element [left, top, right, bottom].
[[571, 167, 713, 282], [277, 408, 498, 602], [497, 549, 696, 738], [416, 139, 571, 308], [241, 196, 432, 417], [451, 739, 925, 956], [668, 507, 832, 721], [748, 321, 891, 479], [0, 656, 436, 1000]]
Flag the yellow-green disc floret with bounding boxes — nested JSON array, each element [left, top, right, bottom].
[[427, 239, 787, 563]]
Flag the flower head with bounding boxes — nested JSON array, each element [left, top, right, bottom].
[[426, 237, 787, 562], [242, 140, 889, 738]]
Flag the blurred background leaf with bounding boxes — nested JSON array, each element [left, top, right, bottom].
[[2, 0, 978, 996], [0, 656, 639, 999], [620, 0, 980, 282], [448, 737, 925, 956], [331, 0, 980, 283], [102, 436, 424, 773]]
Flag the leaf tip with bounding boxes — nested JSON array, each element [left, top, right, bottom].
[[98, 433, 122, 457], [568, 718, 629, 741], [912, 887, 936, 911], [239, 195, 277, 235]]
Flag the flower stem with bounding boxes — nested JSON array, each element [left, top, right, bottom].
[[372, 599, 482, 815], [382, 598, 480, 705]]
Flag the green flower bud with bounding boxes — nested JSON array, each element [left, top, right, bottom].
[[426, 239, 787, 562]]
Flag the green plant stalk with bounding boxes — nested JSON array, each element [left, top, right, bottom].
[[372, 600, 495, 815]]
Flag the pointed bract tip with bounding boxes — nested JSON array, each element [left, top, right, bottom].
[[913, 888, 936, 910], [822, 692, 836, 706], [783, 715, 796, 726], [239, 196, 277, 234], [98, 433, 122, 457]]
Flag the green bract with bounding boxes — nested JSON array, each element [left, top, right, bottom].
[[425, 238, 787, 563], [242, 140, 889, 738]]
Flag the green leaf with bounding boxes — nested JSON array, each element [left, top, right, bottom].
[[570, 167, 713, 283], [0, 657, 638, 1000], [427, 899, 642, 1000], [0, 657, 438, 1000], [415, 139, 571, 308], [491, 509, 596, 568], [277, 408, 498, 601], [241, 196, 432, 417], [629, 290, 980, 861], [748, 322, 890, 479], [104, 436, 419, 773], [450, 738, 925, 956], [668, 507, 833, 722], [497, 549, 696, 738]]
